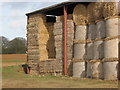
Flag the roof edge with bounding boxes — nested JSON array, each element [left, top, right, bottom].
[[26, 2, 72, 16]]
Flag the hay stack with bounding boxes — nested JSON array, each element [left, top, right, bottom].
[[103, 2, 120, 19], [67, 20, 74, 60], [37, 15, 49, 60], [105, 18, 120, 37], [94, 2, 103, 22], [73, 61, 86, 78], [91, 62, 103, 79], [87, 24, 96, 40], [87, 3, 95, 24], [53, 18, 63, 60], [86, 62, 103, 79], [93, 41, 104, 60], [56, 16, 63, 22], [73, 25, 87, 60], [46, 23, 56, 58], [96, 20, 106, 39], [74, 44, 86, 59], [73, 18, 87, 77], [103, 61, 118, 80], [73, 4, 87, 25], [86, 42, 94, 60], [39, 45, 48, 61], [27, 14, 45, 74], [86, 62, 92, 78], [75, 25, 87, 40], [104, 38, 118, 59]]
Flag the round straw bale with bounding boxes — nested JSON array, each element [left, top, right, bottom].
[[87, 3, 95, 24], [103, 61, 118, 80], [86, 42, 94, 60], [93, 41, 104, 60], [103, 2, 120, 19], [96, 20, 106, 39], [75, 25, 87, 40], [74, 43, 86, 59], [91, 62, 103, 79], [105, 18, 120, 37], [94, 2, 103, 22], [86, 62, 92, 78], [73, 62, 86, 78], [87, 24, 96, 40], [104, 38, 118, 59], [73, 4, 87, 25]]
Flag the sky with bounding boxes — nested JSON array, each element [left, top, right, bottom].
[[0, 0, 119, 40], [0, 1, 65, 40]]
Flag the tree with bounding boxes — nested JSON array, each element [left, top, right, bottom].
[[7, 37, 27, 54], [0, 36, 9, 54], [0, 36, 27, 54]]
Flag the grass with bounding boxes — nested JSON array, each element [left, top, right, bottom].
[[2, 65, 118, 88], [1, 60, 25, 63]]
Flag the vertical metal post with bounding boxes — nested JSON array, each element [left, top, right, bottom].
[[63, 6, 68, 75]]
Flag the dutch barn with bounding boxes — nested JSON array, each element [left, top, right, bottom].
[[26, 2, 120, 80]]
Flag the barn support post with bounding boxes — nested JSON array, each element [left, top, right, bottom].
[[63, 6, 68, 75]]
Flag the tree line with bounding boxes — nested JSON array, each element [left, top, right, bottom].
[[1, 36, 27, 54]]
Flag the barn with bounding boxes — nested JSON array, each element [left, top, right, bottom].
[[26, 2, 120, 80]]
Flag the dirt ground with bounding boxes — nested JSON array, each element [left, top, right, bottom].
[[2, 54, 27, 66], [2, 62, 25, 67], [2, 54, 27, 61], [2, 66, 118, 88]]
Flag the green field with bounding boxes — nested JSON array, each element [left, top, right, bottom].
[[2, 65, 118, 88]]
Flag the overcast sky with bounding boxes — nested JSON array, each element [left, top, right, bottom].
[[0, 1, 65, 40], [0, 0, 119, 40]]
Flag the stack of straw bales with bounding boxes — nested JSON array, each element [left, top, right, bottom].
[[73, 4, 87, 78], [86, 3, 96, 78], [86, 2, 96, 62], [103, 33, 119, 80], [27, 13, 42, 75], [94, 2, 103, 23], [92, 2, 105, 79], [54, 15, 74, 60], [102, 2, 119, 80], [67, 15, 74, 75], [53, 16, 63, 60], [37, 14, 49, 61], [38, 59, 63, 75], [67, 17, 74, 60], [86, 2, 104, 79], [46, 23, 56, 58]]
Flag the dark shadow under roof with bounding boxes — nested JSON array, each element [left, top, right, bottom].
[[26, 2, 90, 16]]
